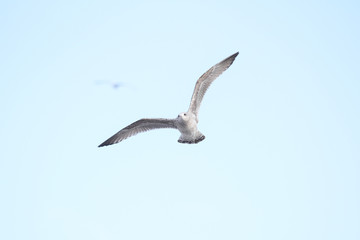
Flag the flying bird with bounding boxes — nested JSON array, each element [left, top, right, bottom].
[[98, 52, 239, 147], [95, 80, 125, 89]]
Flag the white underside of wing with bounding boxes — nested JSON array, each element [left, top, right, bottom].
[[98, 118, 178, 147], [188, 52, 239, 118]]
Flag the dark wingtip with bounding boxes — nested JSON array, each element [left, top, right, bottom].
[[230, 51, 239, 60], [98, 137, 119, 147], [98, 141, 110, 148], [221, 52, 239, 65]]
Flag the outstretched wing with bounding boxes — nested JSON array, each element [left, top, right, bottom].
[[98, 118, 178, 147], [188, 52, 239, 118]]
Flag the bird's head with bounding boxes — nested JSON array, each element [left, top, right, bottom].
[[177, 112, 190, 122]]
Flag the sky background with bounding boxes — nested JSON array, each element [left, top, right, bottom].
[[1, 1, 359, 239]]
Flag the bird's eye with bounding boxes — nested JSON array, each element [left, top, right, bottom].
[[184, 113, 186, 116]]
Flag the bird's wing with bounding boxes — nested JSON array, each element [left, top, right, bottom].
[[98, 118, 178, 147], [188, 52, 238, 118]]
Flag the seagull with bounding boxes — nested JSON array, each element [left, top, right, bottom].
[[95, 80, 125, 89], [98, 52, 239, 147]]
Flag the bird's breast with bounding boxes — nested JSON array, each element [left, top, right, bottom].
[[177, 118, 198, 135]]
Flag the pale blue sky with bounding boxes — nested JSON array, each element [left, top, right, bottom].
[[1, 1, 359, 239]]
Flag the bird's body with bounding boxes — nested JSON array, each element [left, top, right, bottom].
[[99, 52, 239, 147], [176, 111, 205, 144]]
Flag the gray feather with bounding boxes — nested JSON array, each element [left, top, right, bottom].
[[188, 52, 239, 117], [98, 118, 177, 147]]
